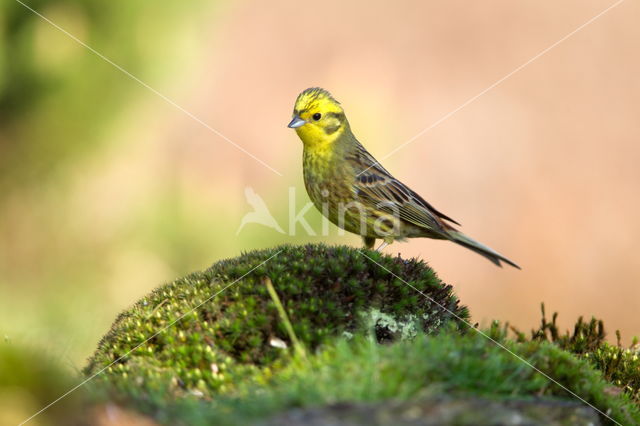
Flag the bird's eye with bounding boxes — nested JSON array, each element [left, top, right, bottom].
[[312, 113, 322, 121]]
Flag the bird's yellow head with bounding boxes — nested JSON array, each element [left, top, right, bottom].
[[288, 87, 349, 149]]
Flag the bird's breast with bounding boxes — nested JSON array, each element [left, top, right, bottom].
[[303, 150, 355, 212]]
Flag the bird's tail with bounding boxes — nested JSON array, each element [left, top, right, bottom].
[[447, 230, 520, 269]]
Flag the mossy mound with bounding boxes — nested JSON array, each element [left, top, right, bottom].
[[89, 330, 640, 425], [85, 244, 467, 398], [84, 245, 640, 425], [244, 330, 639, 425]]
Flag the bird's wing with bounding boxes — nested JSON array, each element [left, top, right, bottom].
[[348, 145, 460, 233], [354, 172, 442, 232]]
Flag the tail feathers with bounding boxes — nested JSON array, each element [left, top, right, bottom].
[[448, 231, 521, 269]]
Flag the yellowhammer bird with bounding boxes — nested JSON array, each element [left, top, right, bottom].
[[288, 87, 519, 268]]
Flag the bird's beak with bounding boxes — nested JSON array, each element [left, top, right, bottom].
[[287, 115, 306, 128]]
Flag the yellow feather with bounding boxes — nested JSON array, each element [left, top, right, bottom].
[[292, 88, 346, 152]]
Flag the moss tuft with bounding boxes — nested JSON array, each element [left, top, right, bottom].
[[85, 244, 467, 398], [510, 303, 640, 404]]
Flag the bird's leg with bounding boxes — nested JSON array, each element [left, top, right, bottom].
[[363, 236, 376, 250], [376, 241, 389, 252], [375, 237, 394, 252]]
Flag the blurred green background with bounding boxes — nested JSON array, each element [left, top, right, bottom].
[[2, 0, 640, 422], [0, 0, 252, 366], [1, 0, 190, 347], [0, 0, 339, 381]]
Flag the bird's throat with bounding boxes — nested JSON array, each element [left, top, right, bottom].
[[297, 124, 345, 150]]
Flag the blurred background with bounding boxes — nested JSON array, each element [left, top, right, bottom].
[[1, 0, 639, 404]]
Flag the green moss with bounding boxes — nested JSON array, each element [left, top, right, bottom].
[[84, 246, 639, 425], [246, 331, 639, 425], [85, 244, 467, 398], [511, 303, 640, 405], [89, 330, 640, 425]]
